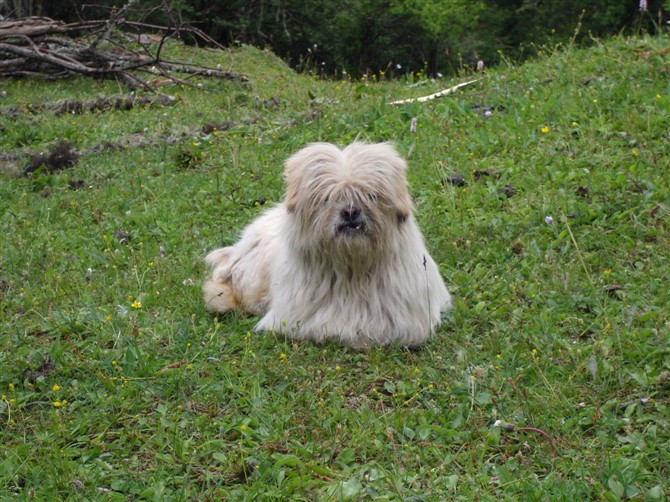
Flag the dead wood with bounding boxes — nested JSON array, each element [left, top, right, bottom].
[[0, 15, 248, 90]]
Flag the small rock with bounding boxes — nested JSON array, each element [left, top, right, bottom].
[[498, 184, 517, 198], [114, 229, 131, 244], [604, 284, 623, 298], [68, 179, 85, 190], [445, 173, 466, 187]]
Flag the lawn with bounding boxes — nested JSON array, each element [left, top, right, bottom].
[[1, 32, 669, 500]]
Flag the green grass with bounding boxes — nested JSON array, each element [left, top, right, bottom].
[[1, 35, 669, 500]]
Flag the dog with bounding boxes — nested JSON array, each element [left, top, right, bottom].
[[203, 142, 452, 347]]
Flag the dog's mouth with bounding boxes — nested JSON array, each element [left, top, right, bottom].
[[336, 220, 367, 236]]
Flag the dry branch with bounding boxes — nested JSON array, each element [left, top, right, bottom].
[[0, 16, 248, 90], [389, 79, 481, 105], [0, 17, 99, 38]]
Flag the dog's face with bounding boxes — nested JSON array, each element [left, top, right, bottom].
[[283, 142, 413, 250]]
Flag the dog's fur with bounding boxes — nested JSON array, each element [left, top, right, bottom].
[[203, 142, 452, 347]]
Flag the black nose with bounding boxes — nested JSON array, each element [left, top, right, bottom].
[[340, 207, 361, 223]]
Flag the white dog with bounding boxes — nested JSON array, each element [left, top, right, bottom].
[[203, 142, 452, 347]]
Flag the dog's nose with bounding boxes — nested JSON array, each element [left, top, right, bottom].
[[341, 207, 361, 223]]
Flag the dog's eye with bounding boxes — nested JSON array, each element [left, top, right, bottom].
[[367, 193, 377, 201]]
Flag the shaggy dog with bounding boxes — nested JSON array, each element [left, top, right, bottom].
[[203, 142, 452, 347]]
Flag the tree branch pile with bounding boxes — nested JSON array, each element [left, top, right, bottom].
[[0, 16, 248, 90]]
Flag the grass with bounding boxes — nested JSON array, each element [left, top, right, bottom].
[[1, 33, 669, 500]]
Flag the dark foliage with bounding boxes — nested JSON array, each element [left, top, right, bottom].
[[3, 0, 666, 76]]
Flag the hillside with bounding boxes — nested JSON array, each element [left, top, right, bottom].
[[1, 34, 669, 499]]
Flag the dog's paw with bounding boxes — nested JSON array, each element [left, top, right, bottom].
[[203, 279, 239, 313]]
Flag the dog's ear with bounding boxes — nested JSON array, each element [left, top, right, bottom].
[[395, 194, 412, 224], [284, 183, 298, 213], [379, 143, 413, 223], [283, 155, 301, 213]]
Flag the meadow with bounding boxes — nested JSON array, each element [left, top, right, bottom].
[[1, 32, 669, 500]]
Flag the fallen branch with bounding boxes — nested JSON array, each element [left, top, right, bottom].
[[389, 78, 481, 105], [0, 17, 102, 38]]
